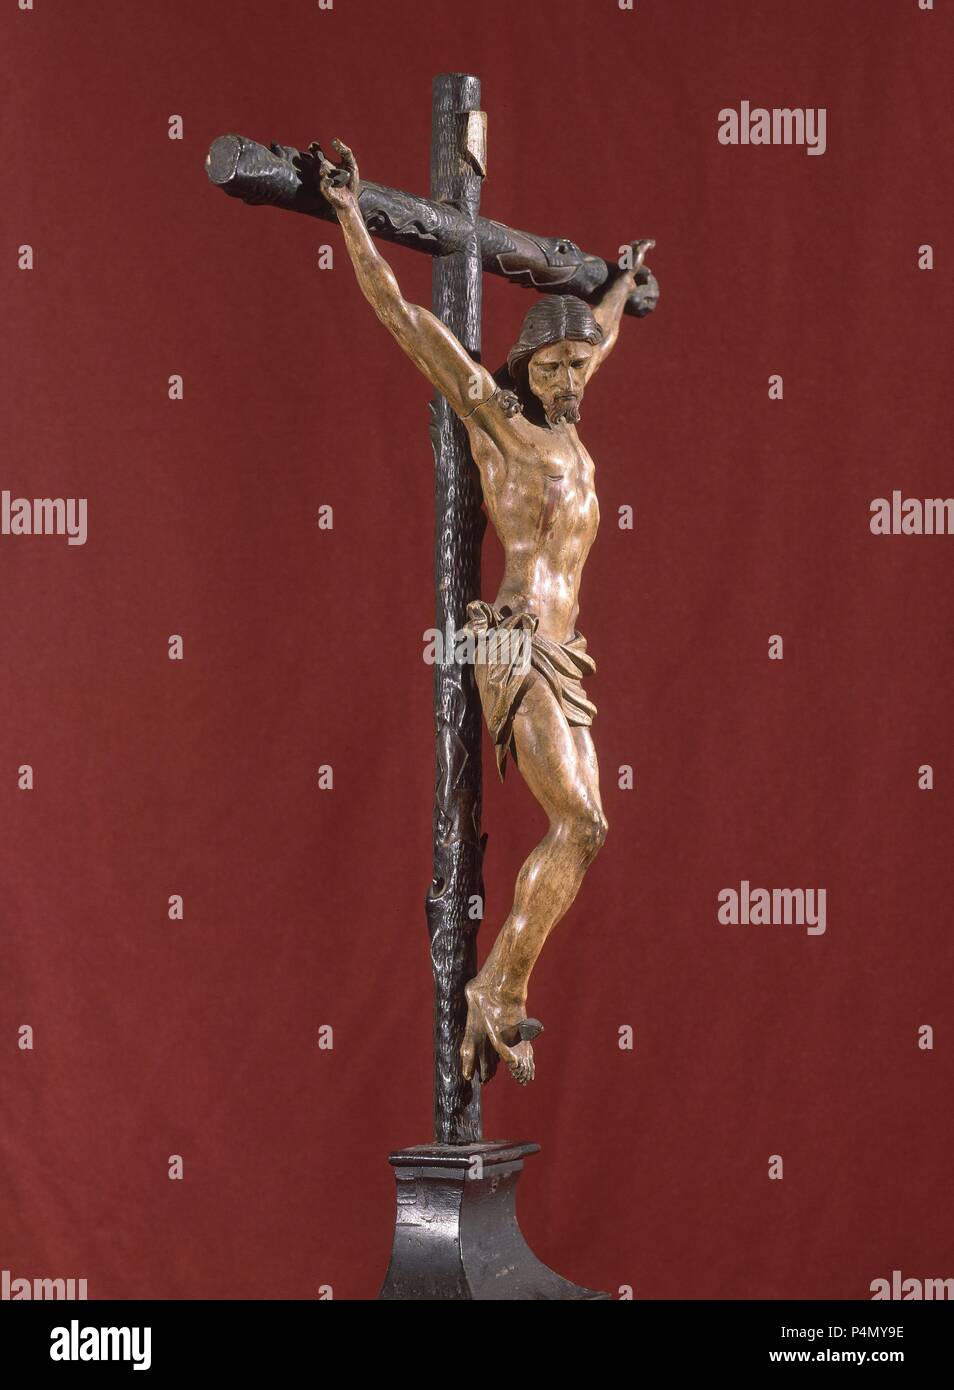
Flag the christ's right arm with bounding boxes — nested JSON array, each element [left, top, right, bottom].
[[316, 140, 496, 420]]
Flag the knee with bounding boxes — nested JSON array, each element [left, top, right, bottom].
[[563, 805, 608, 861]]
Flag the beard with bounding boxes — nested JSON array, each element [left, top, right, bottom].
[[546, 395, 581, 425]]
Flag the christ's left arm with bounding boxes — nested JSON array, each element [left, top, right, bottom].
[[584, 239, 655, 382]]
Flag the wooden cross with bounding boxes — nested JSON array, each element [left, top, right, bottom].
[[206, 72, 658, 1147]]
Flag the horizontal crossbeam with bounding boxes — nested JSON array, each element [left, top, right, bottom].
[[206, 134, 659, 319]]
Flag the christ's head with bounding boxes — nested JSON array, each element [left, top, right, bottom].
[[506, 295, 603, 424]]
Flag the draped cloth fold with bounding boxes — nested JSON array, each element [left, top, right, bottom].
[[463, 599, 597, 781]]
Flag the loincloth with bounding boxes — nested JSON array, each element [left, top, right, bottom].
[[463, 599, 597, 781]]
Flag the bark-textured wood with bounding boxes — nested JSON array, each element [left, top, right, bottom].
[[206, 133, 659, 320], [426, 74, 487, 1146]]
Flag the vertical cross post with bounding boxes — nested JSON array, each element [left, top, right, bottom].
[[426, 73, 487, 1145]]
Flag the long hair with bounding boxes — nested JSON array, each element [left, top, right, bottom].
[[506, 295, 603, 385]]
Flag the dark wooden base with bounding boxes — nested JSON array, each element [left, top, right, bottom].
[[378, 1140, 610, 1300]]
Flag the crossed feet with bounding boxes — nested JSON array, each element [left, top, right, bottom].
[[461, 978, 544, 1087]]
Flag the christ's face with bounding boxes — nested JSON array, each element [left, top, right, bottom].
[[527, 339, 594, 424]]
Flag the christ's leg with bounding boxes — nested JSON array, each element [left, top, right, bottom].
[[461, 676, 607, 1086]]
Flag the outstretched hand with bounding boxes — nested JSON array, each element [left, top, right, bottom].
[[309, 138, 361, 211], [619, 238, 658, 316], [626, 238, 656, 280]]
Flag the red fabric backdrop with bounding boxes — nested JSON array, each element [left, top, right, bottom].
[[2, 0, 952, 1300]]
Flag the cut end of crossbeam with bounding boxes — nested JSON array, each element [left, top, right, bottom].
[[205, 135, 243, 186]]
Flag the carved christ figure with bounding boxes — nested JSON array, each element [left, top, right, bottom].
[[317, 140, 652, 1088]]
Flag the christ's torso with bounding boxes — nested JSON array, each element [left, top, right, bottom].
[[465, 403, 600, 644]]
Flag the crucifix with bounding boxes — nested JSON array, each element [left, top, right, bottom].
[[207, 72, 657, 1300]]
